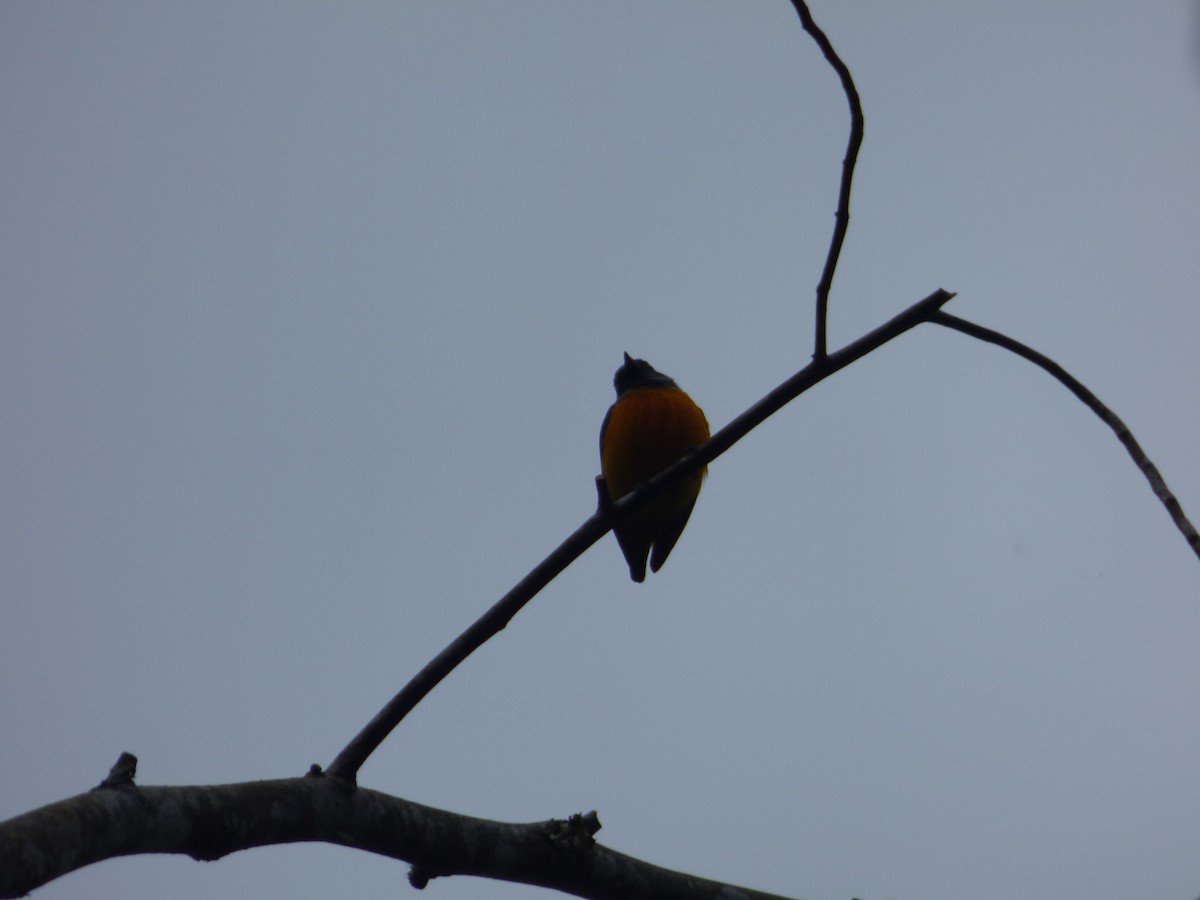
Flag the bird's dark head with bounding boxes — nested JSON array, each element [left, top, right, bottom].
[[614, 352, 678, 396]]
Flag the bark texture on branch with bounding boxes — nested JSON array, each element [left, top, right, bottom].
[[0, 766, 797, 900]]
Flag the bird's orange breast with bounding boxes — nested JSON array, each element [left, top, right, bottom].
[[601, 386, 710, 501]]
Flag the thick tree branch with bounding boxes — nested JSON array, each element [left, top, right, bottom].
[[0, 756, 799, 900], [327, 288, 957, 782], [931, 311, 1200, 562], [790, 0, 864, 361]]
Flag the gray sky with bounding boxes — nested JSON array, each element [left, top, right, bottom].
[[3, 3, 1199, 899]]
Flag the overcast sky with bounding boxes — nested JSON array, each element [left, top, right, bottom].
[[3, 3, 1200, 899]]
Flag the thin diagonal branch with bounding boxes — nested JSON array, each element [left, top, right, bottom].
[[931, 311, 1200, 563], [326, 288, 957, 782], [791, 0, 864, 362]]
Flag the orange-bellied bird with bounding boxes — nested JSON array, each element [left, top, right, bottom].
[[599, 352, 710, 582]]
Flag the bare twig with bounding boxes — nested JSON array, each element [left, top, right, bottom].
[[931, 311, 1200, 563], [326, 288, 957, 783], [790, 0, 864, 361]]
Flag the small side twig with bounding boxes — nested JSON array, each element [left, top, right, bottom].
[[791, 0, 864, 362], [931, 311, 1200, 563], [94, 752, 139, 790]]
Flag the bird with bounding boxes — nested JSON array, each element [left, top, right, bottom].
[[599, 352, 710, 582]]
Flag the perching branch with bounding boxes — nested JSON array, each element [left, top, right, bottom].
[[0, 754, 800, 900], [790, 0, 864, 361], [931, 311, 1200, 562], [326, 288, 958, 782]]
